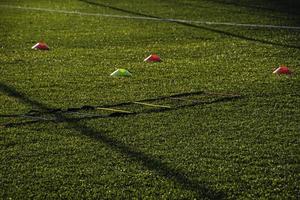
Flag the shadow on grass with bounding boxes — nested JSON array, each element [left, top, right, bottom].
[[151, 0, 300, 17], [206, 0, 300, 16], [78, 0, 300, 49], [1, 91, 241, 128], [0, 82, 226, 199]]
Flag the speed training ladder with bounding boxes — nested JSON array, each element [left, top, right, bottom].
[[0, 91, 241, 128]]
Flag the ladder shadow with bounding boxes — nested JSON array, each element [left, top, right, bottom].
[[0, 82, 226, 199], [1, 91, 241, 128]]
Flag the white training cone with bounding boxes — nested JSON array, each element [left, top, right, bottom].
[[110, 69, 132, 77]]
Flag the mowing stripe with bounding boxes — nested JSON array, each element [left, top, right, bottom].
[[1, 4, 300, 30], [133, 102, 171, 108], [96, 107, 132, 113]]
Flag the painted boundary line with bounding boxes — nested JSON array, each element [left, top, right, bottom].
[[1, 4, 300, 30]]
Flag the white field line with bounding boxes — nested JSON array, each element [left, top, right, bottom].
[[1, 4, 300, 30]]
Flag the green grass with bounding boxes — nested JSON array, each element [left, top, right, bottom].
[[1, 0, 300, 199]]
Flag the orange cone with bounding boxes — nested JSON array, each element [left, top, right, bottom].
[[273, 65, 292, 75], [32, 42, 49, 50], [144, 54, 161, 62]]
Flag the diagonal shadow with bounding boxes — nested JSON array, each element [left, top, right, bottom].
[[0, 83, 49, 110], [0, 82, 225, 199], [78, 0, 300, 49]]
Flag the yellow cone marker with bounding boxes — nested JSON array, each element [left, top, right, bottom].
[[110, 69, 132, 77]]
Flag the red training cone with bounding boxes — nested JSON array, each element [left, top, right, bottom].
[[144, 54, 162, 62], [32, 42, 50, 50], [273, 65, 292, 75]]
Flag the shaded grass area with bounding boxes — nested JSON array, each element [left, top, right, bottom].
[[1, 0, 300, 199], [206, 0, 300, 17], [0, 82, 225, 199]]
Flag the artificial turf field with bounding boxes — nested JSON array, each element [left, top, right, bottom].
[[0, 0, 300, 199]]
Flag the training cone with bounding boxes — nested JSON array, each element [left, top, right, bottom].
[[32, 42, 49, 50], [144, 54, 162, 62], [110, 69, 132, 77], [273, 65, 292, 75]]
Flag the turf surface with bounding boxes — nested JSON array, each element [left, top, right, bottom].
[[0, 0, 300, 199]]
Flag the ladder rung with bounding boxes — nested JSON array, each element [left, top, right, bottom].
[[96, 107, 132, 113], [133, 102, 171, 108]]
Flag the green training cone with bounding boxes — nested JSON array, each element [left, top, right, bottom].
[[110, 69, 132, 77]]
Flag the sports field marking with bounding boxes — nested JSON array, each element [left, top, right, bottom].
[[133, 101, 171, 108], [1, 5, 300, 30]]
